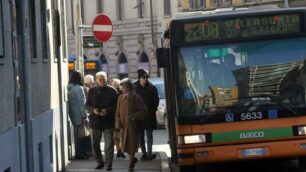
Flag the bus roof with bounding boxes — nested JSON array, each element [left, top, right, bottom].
[[174, 5, 281, 19]]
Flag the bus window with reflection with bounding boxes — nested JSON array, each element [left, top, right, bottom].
[[177, 37, 306, 116]]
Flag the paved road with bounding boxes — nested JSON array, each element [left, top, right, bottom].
[[192, 159, 305, 172]]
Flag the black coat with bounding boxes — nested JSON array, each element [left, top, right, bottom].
[[134, 80, 159, 129], [86, 85, 118, 130]]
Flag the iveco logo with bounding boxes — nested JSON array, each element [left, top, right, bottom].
[[240, 131, 265, 139]]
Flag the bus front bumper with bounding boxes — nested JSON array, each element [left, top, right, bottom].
[[178, 139, 306, 166]]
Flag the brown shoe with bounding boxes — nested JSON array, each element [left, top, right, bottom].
[[128, 157, 138, 170]]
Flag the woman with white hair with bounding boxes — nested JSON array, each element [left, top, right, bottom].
[[84, 74, 94, 98], [115, 78, 147, 171]]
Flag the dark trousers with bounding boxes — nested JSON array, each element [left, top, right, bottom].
[[91, 129, 114, 167], [139, 129, 153, 156]]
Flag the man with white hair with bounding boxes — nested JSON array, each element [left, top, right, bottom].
[[86, 71, 118, 171]]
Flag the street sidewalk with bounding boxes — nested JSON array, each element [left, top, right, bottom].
[[66, 151, 170, 172]]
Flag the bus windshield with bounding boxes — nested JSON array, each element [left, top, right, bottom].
[[177, 37, 306, 116]]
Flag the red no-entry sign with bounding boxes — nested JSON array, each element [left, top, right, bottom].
[[92, 14, 113, 42]]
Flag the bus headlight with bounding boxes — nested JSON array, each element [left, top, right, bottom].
[[178, 134, 206, 144], [298, 126, 306, 136]]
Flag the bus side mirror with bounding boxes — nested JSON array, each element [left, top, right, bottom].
[[156, 48, 169, 68]]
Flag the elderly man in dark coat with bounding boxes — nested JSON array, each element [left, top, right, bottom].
[[86, 71, 118, 171], [134, 69, 159, 161]]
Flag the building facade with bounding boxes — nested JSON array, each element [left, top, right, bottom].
[[0, 0, 69, 172], [179, 0, 306, 11], [66, 0, 306, 80], [66, 0, 178, 79]]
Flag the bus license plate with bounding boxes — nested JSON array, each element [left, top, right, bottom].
[[242, 148, 266, 157]]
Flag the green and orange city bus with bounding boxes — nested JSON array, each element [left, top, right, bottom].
[[157, 7, 306, 171]]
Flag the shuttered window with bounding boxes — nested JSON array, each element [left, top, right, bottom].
[[137, 0, 144, 18], [0, 1, 4, 59], [29, 0, 37, 61], [117, 0, 124, 20], [97, 0, 103, 13], [41, 0, 49, 62], [164, 0, 171, 16]]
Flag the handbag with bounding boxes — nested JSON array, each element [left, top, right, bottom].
[[78, 120, 90, 139]]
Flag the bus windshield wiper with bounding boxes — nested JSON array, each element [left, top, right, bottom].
[[241, 95, 297, 115]]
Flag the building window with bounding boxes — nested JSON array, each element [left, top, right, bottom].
[[52, 0, 61, 62], [117, 0, 124, 20], [164, 0, 171, 16], [99, 54, 108, 73], [16, 0, 22, 122], [97, 0, 103, 13], [29, 0, 38, 61], [138, 52, 150, 71], [117, 53, 128, 79], [244, 0, 259, 3], [60, 0, 66, 62], [49, 135, 53, 164], [213, 0, 231, 7], [80, 0, 85, 23], [38, 142, 44, 172], [190, 0, 205, 10], [0, 0, 4, 60], [41, 0, 49, 62], [137, 0, 144, 18]]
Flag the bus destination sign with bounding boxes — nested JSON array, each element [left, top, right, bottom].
[[84, 61, 97, 70], [184, 14, 302, 42]]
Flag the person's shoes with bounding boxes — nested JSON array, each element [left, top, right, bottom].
[[75, 154, 88, 159], [95, 162, 104, 169], [117, 152, 125, 158], [128, 157, 138, 171], [140, 154, 147, 161], [106, 166, 112, 171], [147, 154, 156, 161]]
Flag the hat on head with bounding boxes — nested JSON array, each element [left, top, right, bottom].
[[137, 69, 149, 79]]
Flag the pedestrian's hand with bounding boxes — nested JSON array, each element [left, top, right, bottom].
[[100, 109, 107, 116]]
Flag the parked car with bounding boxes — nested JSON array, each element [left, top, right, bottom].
[[150, 78, 167, 129]]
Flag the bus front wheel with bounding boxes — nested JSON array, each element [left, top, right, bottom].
[[299, 157, 306, 168]]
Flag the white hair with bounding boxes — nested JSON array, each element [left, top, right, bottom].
[[96, 71, 108, 80], [84, 75, 94, 84], [111, 78, 121, 89]]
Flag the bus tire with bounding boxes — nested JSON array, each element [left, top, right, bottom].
[[179, 165, 195, 172], [299, 157, 306, 168]]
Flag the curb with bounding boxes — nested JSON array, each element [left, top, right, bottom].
[[159, 151, 171, 172]]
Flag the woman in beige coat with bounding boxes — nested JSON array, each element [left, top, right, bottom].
[[115, 78, 147, 171]]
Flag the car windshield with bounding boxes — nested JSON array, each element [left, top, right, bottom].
[[177, 37, 306, 116], [155, 83, 165, 99]]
